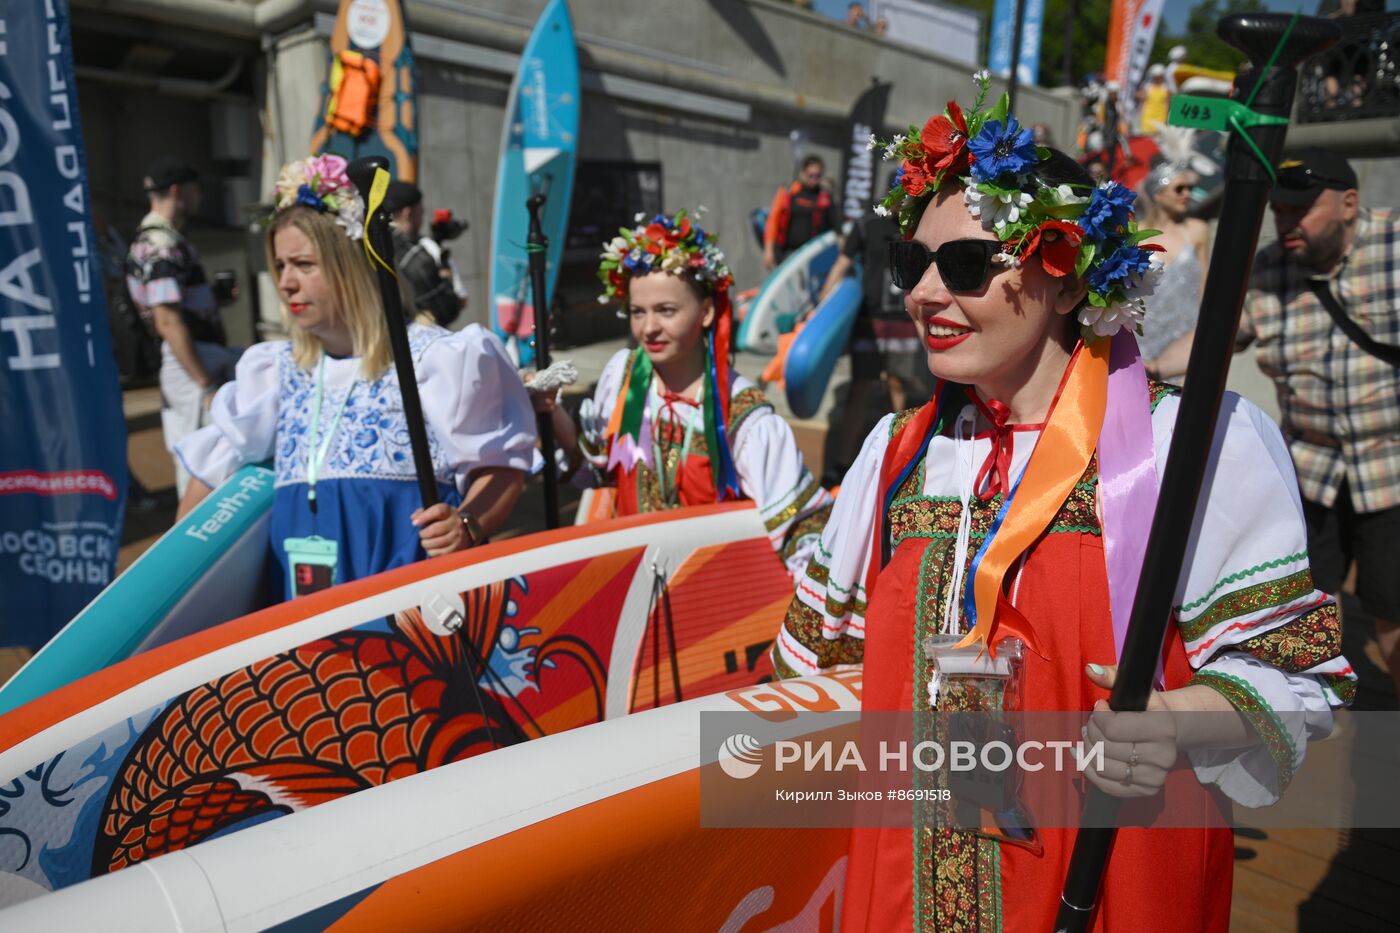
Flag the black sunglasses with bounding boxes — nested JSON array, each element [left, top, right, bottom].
[[889, 238, 1003, 293]]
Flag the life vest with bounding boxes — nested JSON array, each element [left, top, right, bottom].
[[766, 181, 834, 252], [325, 50, 381, 137]]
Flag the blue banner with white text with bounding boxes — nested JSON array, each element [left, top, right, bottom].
[[988, 0, 1045, 87], [0, 0, 126, 648]]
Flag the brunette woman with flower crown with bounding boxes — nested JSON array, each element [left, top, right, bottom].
[[175, 155, 536, 601], [773, 74, 1352, 931], [547, 210, 831, 578]]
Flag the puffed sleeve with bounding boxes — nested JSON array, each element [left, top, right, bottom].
[[771, 414, 893, 680], [174, 341, 281, 488], [418, 325, 537, 494], [1157, 392, 1354, 806], [730, 406, 834, 580]]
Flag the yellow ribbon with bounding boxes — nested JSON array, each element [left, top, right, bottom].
[[957, 338, 1111, 653], [362, 166, 397, 280]]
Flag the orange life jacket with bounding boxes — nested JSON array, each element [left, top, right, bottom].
[[325, 50, 381, 136]]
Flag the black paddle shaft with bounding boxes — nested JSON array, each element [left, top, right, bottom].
[[526, 192, 561, 530], [1053, 14, 1338, 933], [346, 156, 439, 511]]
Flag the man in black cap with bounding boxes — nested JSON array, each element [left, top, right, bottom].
[[384, 180, 462, 327], [1240, 147, 1400, 697], [126, 156, 239, 496]]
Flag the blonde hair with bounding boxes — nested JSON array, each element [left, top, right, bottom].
[[267, 206, 393, 380]]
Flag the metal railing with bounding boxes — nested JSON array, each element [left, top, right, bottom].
[[1297, 11, 1400, 122]]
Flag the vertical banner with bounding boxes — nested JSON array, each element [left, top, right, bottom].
[[1122, 0, 1166, 98], [988, 0, 1046, 86], [840, 81, 892, 224], [0, 0, 126, 648], [1104, 0, 1135, 89]]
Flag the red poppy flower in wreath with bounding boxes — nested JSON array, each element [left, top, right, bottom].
[[922, 100, 971, 177], [901, 160, 931, 197], [676, 216, 693, 238], [1021, 220, 1084, 277]]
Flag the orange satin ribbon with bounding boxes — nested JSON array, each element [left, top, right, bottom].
[[604, 356, 634, 442], [957, 338, 1111, 655]]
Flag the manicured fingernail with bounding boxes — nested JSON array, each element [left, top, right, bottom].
[[1087, 663, 1104, 676]]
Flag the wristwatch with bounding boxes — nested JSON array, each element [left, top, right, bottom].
[[458, 509, 485, 548]]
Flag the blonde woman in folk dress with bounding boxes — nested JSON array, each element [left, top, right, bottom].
[[177, 155, 536, 601], [773, 75, 1353, 932], [548, 211, 832, 579]]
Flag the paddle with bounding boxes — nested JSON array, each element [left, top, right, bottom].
[[1053, 13, 1338, 931], [526, 189, 561, 530], [346, 156, 439, 511]]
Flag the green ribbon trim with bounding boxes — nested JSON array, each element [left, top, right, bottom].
[[618, 347, 652, 443], [702, 340, 723, 493]]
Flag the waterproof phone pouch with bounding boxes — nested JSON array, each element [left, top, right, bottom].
[[284, 535, 338, 600], [921, 635, 1041, 854]]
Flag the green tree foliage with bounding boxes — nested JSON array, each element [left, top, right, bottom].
[[1170, 0, 1267, 73]]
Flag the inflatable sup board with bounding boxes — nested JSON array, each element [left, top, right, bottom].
[[783, 277, 863, 419], [0, 466, 275, 717], [738, 230, 838, 354], [0, 503, 796, 904], [308, 0, 419, 181], [0, 672, 860, 930], [488, 0, 579, 367]]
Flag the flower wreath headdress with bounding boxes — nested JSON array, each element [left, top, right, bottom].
[[271, 154, 365, 241], [872, 71, 1163, 339], [595, 210, 742, 500]]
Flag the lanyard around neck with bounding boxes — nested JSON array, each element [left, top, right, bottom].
[[651, 377, 703, 503], [306, 355, 356, 511]]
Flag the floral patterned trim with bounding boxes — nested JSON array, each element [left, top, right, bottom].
[[1148, 379, 1181, 412], [780, 599, 865, 670], [1176, 568, 1316, 644], [1231, 601, 1342, 673], [1175, 551, 1310, 616], [889, 476, 1101, 546], [771, 645, 802, 681], [764, 477, 823, 533], [1189, 670, 1297, 791], [802, 557, 870, 619], [1320, 673, 1358, 707], [728, 386, 772, 436], [781, 505, 832, 564]]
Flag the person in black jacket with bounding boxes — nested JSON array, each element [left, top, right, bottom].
[[384, 181, 463, 326]]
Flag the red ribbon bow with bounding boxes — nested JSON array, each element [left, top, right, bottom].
[[967, 391, 1043, 501]]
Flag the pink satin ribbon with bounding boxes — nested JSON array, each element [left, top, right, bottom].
[[1096, 331, 1161, 671]]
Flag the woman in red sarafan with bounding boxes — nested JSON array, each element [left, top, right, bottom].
[[774, 74, 1353, 932], [547, 210, 833, 579]]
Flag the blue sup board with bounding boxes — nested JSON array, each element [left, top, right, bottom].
[[309, 0, 419, 182], [489, 0, 579, 367], [783, 277, 863, 420], [0, 465, 274, 715], [737, 230, 838, 354]]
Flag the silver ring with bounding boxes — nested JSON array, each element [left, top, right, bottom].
[[1128, 743, 1140, 768]]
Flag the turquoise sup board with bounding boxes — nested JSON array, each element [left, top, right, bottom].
[[737, 230, 838, 354], [0, 465, 273, 715], [488, 0, 579, 368], [784, 277, 863, 420]]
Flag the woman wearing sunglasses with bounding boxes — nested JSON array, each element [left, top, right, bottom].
[[1134, 133, 1212, 382], [545, 210, 832, 579], [772, 74, 1351, 932]]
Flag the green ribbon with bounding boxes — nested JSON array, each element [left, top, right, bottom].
[[618, 347, 652, 444]]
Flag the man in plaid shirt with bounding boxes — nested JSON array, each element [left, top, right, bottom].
[[1240, 147, 1400, 697]]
